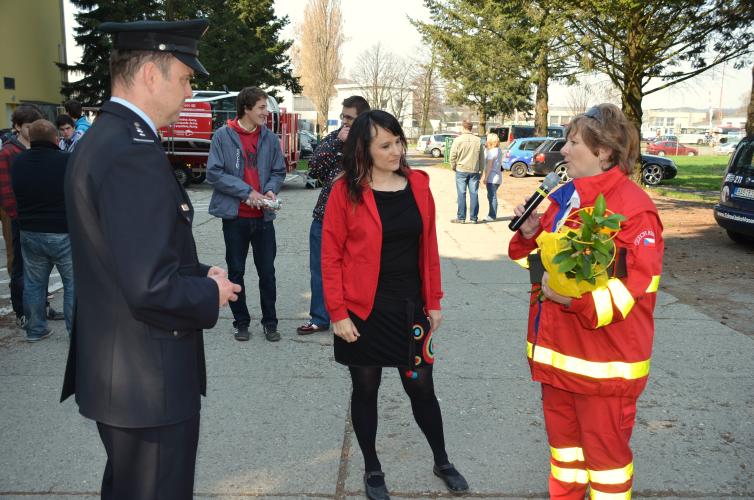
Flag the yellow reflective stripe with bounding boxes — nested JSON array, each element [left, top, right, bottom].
[[590, 487, 631, 499], [592, 287, 613, 327], [645, 275, 660, 293], [551, 446, 584, 463], [607, 278, 635, 319], [527, 342, 650, 380], [588, 462, 634, 485], [514, 257, 529, 269], [551, 464, 588, 484]]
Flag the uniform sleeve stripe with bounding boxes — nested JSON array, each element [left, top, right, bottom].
[[592, 287, 613, 327], [645, 275, 660, 293], [607, 278, 635, 319]]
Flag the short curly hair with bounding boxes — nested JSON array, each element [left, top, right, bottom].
[[564, 103, 639, 175]]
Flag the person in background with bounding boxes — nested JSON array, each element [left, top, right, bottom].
[[297, 95, 370, 336], [64, 100, 91, 134], [11, 119, 74, 342], [207, 86, 286, 343], [322, 110, 469, 500], [481, 132, 503, 222], [0, 104, 43, 327], [508, 103, 664, 500], [56, 114, 83, 153], [448, 120, 484, 224]]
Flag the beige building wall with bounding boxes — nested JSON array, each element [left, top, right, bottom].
[[0, 0, 67, 128]]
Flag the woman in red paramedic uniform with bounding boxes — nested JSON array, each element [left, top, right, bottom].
[[509, 103, 664, 500]]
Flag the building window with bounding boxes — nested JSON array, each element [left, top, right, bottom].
[[666, 117, 675, 127], [3, 77, 14, 90]]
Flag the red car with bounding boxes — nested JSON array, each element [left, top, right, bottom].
[[646, 140, 698, 156]]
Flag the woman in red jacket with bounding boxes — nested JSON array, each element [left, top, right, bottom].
[[509, 104, 663, 500], [322, 110, 468, 500]]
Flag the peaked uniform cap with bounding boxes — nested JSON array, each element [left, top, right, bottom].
[[98, 19, 210, 76]]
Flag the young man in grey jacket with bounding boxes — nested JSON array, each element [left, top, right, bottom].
[[207, 86, 286, 342]]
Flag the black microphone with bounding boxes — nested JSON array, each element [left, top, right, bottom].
[[508, 172, 560, 231]]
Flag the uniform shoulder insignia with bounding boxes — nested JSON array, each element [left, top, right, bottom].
[[131, 121, 155, 144]]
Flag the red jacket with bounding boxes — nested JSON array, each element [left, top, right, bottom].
[[322, 168, 443, 321], [509, 167, 664, 397], [0, 138, 24, 218]]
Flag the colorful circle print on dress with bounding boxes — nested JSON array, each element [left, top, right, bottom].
[[422, 330, 435, 364], [413, 324, 425, 341]]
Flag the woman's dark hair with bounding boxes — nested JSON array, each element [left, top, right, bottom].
[[236, 86, 268, 118], [342, 110, 409, 204]]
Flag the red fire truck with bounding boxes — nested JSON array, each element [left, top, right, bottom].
[[160, 90, 300, 185]]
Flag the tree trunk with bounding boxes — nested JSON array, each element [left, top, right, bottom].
[[478, 106, 487, 135], [746, 63, 754, 137], [534, 49, 549, 136], [621, 75, 643, 144]]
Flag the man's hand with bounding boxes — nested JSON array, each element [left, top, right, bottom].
[[263, 190, 277, 201], [247, 190, 266, 208], [332, 317, 360, 343], [210, 275, 242, 307], [337, 126, 350, 142], [207, 266, 227, 279], [428, 309, 442, 333]]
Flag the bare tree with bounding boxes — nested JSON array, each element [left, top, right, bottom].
[[412, 45, 443, 134], [296, 0, 344, 136], [351, 43, 399, 110], [747, 64, 753, 137], [566, 82, 592, 117]]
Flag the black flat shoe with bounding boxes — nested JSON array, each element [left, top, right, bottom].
[[363, 471, 390, 500], [433, 463, 469, 495]]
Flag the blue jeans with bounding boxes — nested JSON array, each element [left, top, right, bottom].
[[222, 217, 277, 329], [455, 171, 480, 221], [308, 219, 330, 327], [486, 182, 500, 219], [20, 231, 74, 337]]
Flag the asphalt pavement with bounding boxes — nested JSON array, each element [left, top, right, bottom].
[[0, 154, 752, 499]]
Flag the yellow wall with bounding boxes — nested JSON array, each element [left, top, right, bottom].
[[0, 0, 66, 128]]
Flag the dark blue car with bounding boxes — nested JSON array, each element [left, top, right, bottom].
[[502, 137, 550, 178], [714, 135, 754, 243]]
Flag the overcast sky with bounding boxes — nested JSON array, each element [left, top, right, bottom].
[[64, 0, 750, 111]]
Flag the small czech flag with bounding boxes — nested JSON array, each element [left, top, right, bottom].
[[643, 237, 656, 247]]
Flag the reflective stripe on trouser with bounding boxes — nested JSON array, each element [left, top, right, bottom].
[[542, 384, 636, 500]]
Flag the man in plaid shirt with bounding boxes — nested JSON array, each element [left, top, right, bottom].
[[297, 96, 370, 335], [0, 104, 42, 325]]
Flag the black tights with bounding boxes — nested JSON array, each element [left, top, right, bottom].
[[348, 365, 449, 472]]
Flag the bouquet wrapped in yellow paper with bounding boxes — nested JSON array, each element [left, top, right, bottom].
[[536, 193, 625, 298]]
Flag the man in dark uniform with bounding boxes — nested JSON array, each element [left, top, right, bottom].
[[60, 19, 241, 499]]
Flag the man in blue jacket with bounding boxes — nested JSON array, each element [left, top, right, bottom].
[[207, 86, 286, 342]]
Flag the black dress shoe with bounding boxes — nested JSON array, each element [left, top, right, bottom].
[[433, 463, 469, 495], [363, 471, 390, 500]]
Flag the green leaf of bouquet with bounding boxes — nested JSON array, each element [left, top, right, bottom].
[[580, 209, 595, 227], [603, 220, 621, 230], [582, 224, 593, 241], [553, 250, 572, 264], [581, 254, 592, 277], [559, 259, 578, 273], [594, 194, 606, 217]]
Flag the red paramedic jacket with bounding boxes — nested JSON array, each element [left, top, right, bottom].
[[509, 166, 664, 398]]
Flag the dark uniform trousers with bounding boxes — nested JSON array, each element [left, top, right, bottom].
[[97, 415, 200, 500], [62, 101, 220, 500]]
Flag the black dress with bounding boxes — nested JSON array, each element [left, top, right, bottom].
[[334, 184, 435, 372]]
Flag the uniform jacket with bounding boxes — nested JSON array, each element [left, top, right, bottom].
[[449, 132, 485, 173], [206, 125, 285, 221], [509, 167, 663, 397], [61, 100, 220, 428], [322, 168, 443, 322]]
